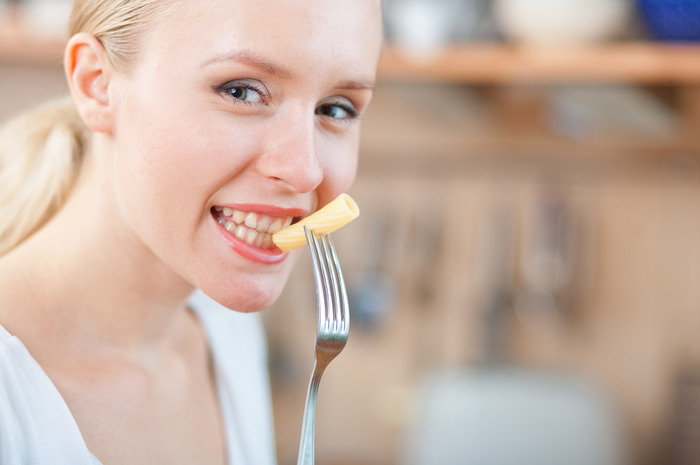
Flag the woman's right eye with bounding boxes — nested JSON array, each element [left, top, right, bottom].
[[215, 80, 266, 104]]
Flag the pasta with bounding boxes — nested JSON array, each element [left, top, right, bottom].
[[272, 193, 359, 252]]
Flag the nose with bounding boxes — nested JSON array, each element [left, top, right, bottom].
[[256, 107, 324, 193]]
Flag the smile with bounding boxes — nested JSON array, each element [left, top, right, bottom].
[[212, 206, 294, 250]]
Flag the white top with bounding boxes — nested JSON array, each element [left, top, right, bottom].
[[0, 291, 277, 465]]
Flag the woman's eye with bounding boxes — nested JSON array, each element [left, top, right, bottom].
[[316, 102, 358, 120], [216, 81, 265, 104]]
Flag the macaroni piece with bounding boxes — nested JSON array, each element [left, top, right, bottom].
[[272, 193, 359, 252]]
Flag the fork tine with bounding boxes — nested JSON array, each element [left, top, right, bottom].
[[304, 226, 329, 326], [322, 233, 349, 332], [319, 234, 341, 329]]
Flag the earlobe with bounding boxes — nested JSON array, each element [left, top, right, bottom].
[[64, 33, 114, 133]]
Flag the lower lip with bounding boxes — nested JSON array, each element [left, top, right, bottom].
[[215, 219, 288, 264]]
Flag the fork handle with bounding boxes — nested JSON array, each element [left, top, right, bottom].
[[297, 362, 326, 465]]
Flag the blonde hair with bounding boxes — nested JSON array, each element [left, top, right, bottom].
[[0, 1, 170, 256]]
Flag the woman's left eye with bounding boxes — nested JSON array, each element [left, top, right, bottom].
[[216, 80, 265, 104], [316, 101, 358, 120]]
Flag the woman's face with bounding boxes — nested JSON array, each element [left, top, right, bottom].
[[104, 0, 383, 311]]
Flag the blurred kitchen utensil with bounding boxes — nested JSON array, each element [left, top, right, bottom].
[[384, 0, 485, 58], [494, 0, 632, 46], [19, 0, 72, 37], [348, 206, 404, 331], [516, 183, 577, 327], [402, 199, 625, 465], [409, 205, 444, 307], [665, 367, 700, 465], [472, 204, 516, 364], [0, 0, 11, 22], [403, 369, 626, 465], [637, 0, 700, 42]]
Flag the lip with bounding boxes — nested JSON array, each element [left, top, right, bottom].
[[213, 203, 308, 264]]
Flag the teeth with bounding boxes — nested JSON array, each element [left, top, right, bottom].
[[233, 210, 246, 224], [254, 234, 265, 247], [232, 225, 243, 239], [256, 215, 272, 232], [215, 206, 295, 249], [263, 235, 273, 248], [245, 213, 257, 229], [270, 218, 284, 233], [246, 229, 258, 244], [231, 225, 276, 250]]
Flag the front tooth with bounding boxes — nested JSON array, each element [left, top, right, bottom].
[[256, 215, 272, 232], [270, 218, 283, 233], [233, 210, 246, 224], [245, 213, 258, 229], [235, 225, 247, 240], [223, 207, 234, 217], [282, 217, 293, 229]]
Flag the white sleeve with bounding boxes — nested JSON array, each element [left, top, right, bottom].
[[0, 325, 96, 465]]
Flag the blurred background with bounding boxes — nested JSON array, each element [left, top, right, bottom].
[[4, 0, 700, 464]]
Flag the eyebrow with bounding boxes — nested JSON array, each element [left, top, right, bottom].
[[203, 50, 294, 79], [204, 50, 375, 92], [336, 79, 376, 92]]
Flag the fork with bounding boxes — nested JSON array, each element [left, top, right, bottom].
[[297, 227, 351, 465]]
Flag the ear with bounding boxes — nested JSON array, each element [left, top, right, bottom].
[[64, 33, 114, 133]]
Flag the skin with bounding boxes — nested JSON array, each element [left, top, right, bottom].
[[0, 0, 382, 463]]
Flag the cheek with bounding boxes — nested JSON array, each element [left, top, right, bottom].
[[334, 155, 358, 193], [117, 99, 254, 207], [110, 96, 218, 253], [317, 133, 360, 202]]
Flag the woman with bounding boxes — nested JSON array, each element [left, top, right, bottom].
[[0, 0, 383, 463]]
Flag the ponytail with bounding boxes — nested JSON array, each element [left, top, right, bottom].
[[1, 0, 185, 257], [0, 97, 88, 256]]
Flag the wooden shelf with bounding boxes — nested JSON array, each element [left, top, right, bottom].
[[378, 43, 700, 85], [4, 25, 700, 85]]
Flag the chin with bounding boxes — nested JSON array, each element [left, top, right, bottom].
[[201, 277, 287, 313]]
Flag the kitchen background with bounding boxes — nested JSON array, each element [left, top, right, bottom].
[[3, 0, 700, 464]]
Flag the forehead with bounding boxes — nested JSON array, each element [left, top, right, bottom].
[[141, 0, 382, 80]]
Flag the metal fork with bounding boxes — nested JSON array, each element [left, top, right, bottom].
[[297, 227, 350, 465]]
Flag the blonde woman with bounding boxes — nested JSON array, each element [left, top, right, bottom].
[[0, 0, 383, 463]]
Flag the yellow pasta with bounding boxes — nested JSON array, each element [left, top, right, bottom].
[[272, 193, 359, 252]]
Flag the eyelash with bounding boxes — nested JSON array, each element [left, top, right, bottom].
[[215, 80, 266, 105], [214, 80, 359, 121], [316, 101, 359, 121]]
